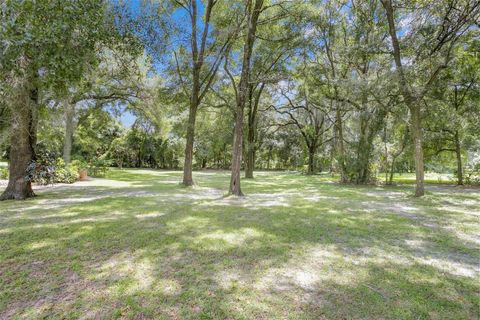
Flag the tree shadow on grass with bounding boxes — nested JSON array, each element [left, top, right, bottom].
[[0, 170, 479, 319]]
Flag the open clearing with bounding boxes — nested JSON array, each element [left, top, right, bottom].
[[0, 169, 479, 319]]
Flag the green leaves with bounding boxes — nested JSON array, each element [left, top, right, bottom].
[[0, 0, 135, 94]]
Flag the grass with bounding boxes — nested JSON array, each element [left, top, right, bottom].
[[0, 169, 478, 319], [387, 172, 457, 184]]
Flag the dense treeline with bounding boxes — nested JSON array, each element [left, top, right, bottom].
[[0, 0, 479, 200]]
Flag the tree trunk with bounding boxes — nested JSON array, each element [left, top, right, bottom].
[[411, 106, 425, 196], [245, 119, 255, 179], [267, 146, 272, 170], [63, 101, 75, 164], [356, 111, 369, 183], [245, 150, 255, 178], [183, 100, 198, 186], [229, 0, 263, 196], [1, 85, 37, 201], [455, 130, 463, 185], [307, 145, 316, 175], [388, 160, 395, 185], [245, 83, 264, 179], [181, 0, 217, 187], [230, 110, 244, 195], [335, 104, 347, 182]]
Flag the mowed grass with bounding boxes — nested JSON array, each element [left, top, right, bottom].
[[388, 172, 457, 184], [0, 169, 479, 319]]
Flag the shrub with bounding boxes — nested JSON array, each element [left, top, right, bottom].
[[26, 153, 79, 185], [464, 163, 480, 186], [26, 150, 57, 185], [0, 167, 8, 180], [53, 159, 78, 184], [88, 158, 110, 177], [71, 159, 88, 170], [465, 171, 480, 185]]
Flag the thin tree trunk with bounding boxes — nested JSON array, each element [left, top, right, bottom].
[[335, 104, 347, 182], [267, 146, 272, 170], [245, 83, 264, 179], [453, 87, 463, 186], [183, 100, 198, 186], [245, 131, 255, 178], [356, 111, 369, 183], [455, 130, 463, 185], [245, 104, 256, 179], [307, 145, 316, 175], [229, 0, 264, 196], [1, 84, 37, 201], [181, 0, 219, 187], [63, 101, 75, 164], [230, 108, 245, 195]]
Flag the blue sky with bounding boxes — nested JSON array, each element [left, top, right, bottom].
[[115, 0, 199, 128], [120, 110, 136, 127]]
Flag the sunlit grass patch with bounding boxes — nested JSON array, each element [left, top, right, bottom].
[[0, 169, 478, 319]]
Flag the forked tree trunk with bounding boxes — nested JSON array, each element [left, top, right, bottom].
[[63, 101, 75, 164], [181, 0, 220, 187], [1, 85, 38, 201], [383, 0, 425, 196], [229, 0, 264, 196]]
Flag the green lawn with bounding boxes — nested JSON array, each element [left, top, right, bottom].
[[0, 169, 478, 319], [388, 172, 457, 184]]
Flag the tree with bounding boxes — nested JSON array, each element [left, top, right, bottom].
[[169, 0, 241, 186], [243, 21, 295, 178], [61, 50, 145, 164], [228, 0, 265, 196], [0, 0, 121, 200], [381, 0, 479, 196], [270, 73, 333, 174]]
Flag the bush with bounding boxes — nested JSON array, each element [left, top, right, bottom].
[[53, 159, 78, 184], [88, 158, 110, 177], [464, 162, 480, 186], [0, 167, 8, 179], [465, 171, 480, 185], [26, 150, 57, 185], [71, 159, 88, 170], [26, 152, 79, 185]]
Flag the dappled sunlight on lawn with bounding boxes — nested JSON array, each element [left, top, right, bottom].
[[0, 169, 479, 318]]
